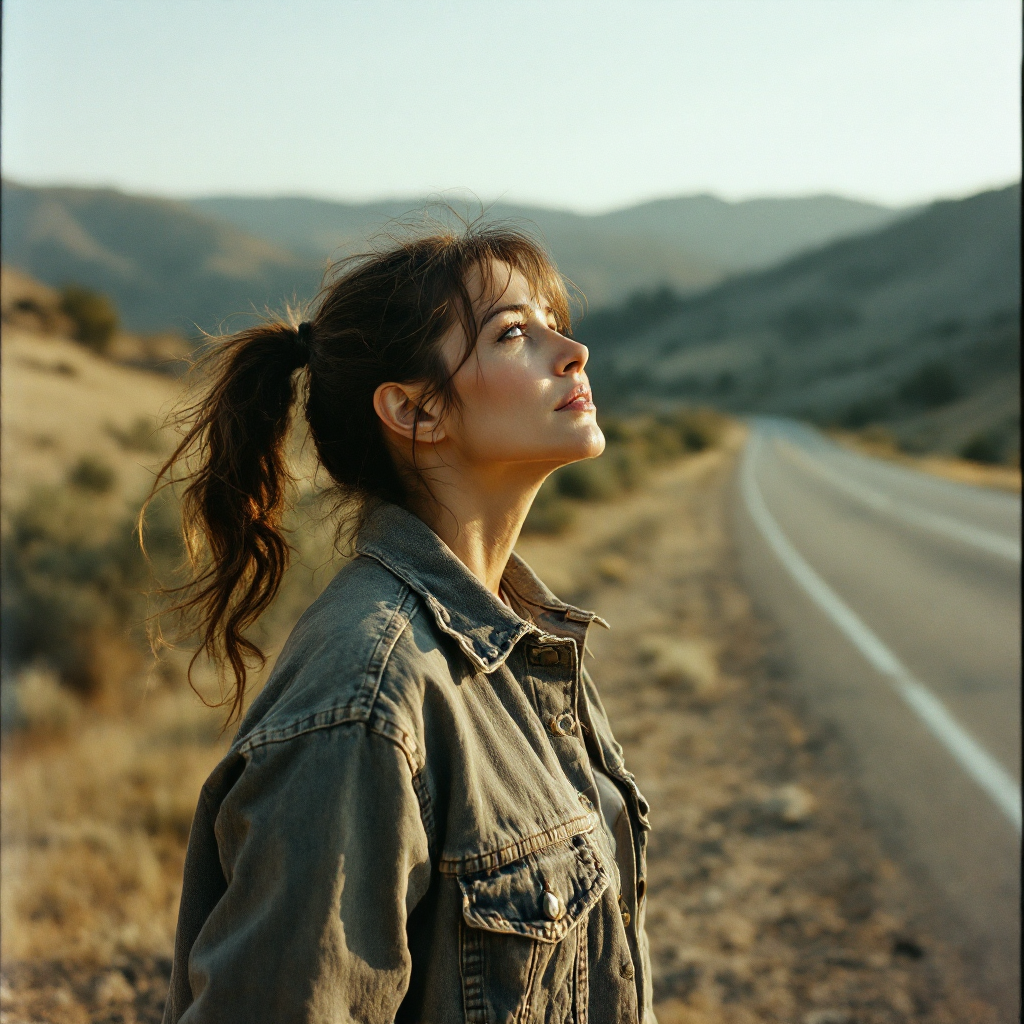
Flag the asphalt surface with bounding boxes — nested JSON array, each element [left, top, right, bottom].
[[731, 419, 1021, 1018]]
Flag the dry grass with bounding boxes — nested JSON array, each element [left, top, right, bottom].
[[0, 327, 181, 515], [1, 668, 228, 966]]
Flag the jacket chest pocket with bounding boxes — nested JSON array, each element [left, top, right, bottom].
[[458, 833, 608, 1024]]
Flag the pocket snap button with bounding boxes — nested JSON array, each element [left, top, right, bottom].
[[542, 890, 563, 921], [548, 713, 576, 736], [619, 960, 635, 980]]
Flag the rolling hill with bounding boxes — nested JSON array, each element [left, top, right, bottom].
[[0, 181, 323, 334], [578, 183, 1020, 460], [2, 179, 903, 333]]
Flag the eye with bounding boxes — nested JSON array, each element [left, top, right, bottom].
[[499, 320, 528, 341]]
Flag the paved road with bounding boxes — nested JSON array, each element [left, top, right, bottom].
[[732, 419, 1021, 1018]]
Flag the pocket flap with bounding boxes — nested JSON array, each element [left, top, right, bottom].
[[458, 834, 608, 944]]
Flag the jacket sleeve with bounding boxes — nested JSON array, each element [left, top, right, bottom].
[[178, 723, 432, 1024]]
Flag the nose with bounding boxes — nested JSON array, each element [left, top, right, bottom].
[[553, 330, 589, 376]]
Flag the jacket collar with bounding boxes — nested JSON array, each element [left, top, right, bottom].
[[355, 502, 607, 674]]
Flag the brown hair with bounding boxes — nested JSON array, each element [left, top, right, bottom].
[[150, 225, 573, 723]]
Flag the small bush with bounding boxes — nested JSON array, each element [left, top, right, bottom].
[[60, 284, 119, 354], [672, 408, 727, 453], [607, 445, 648, 491], [107, 416, 163, 454], [1, 485, 183, 696], [522, 481, 576, 534], [960, 430, 1006, 465], [898, 361, 960, 409], [4, 666, 83, 735], [554, 460, 621, 502], [67, 455, 117, 493]]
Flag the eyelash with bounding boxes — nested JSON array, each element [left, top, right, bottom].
[[498, 317, 560, 341], [498, 319, 529, 341]]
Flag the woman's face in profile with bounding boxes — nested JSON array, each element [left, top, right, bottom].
[[439, 261, 606, 476]]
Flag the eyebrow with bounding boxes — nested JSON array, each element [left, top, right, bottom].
[[481, 302, 553, 329]]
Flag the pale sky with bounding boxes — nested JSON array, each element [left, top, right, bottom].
[[1, 0, 1020, 212]]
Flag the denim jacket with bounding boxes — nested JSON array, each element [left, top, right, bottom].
[[164, 502, 654, 1024]]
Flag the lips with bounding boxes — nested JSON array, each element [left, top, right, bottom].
[[556, 382, 596, 411]]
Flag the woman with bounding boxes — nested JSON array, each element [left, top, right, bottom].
[[160, 227, 654, 1023]]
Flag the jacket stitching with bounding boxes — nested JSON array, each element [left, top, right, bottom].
[[237, 705, 368, 754], [410, 769, 439, 856], [515, 940, 544, 1024], [440, 813, 596, 875]]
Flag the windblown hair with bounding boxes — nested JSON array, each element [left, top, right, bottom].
[[148, 225, 573, 724]]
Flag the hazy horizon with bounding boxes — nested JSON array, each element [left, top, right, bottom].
[[2, 0, 1019, 214], [8, 176, 1022, 218]]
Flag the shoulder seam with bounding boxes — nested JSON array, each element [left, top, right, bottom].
[[237, 584, 420, 755]]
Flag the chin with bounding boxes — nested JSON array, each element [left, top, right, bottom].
[[564, 421, 606, 462]]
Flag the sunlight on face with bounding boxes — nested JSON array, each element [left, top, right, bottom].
[[440, 261, 606, 474]]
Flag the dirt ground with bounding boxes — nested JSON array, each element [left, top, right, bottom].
[[0, 427, 1003, 1023]]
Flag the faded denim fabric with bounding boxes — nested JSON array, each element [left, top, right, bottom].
[[164, 502, 655, 1024]]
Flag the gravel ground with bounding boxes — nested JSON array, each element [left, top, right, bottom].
[[0, 428, 1002, 1023]]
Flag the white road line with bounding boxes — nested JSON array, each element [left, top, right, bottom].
[[741, 431, 1023, 835], [775, 438, 1021, 563]]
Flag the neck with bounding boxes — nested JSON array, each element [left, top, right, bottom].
[[406, 463, 550, 597]]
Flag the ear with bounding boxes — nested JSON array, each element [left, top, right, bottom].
[[373, 382, 447, 444]]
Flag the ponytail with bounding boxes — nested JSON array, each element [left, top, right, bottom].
[[149, 320, 308, 724]]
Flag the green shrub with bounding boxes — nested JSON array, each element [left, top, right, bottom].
[[522, 481, 576, 534], [607, 444, 648, 491], [640, 420, 686, 463], [553, 459, 621, 501], [59, 284, 119, 354], [106, 416, 164, 454], [960, 430, 1006, 465], [0, 485, 182, 696], [671, 407, 727, 453], [67, 455, 117, 493], [898, 361, 960, 409]]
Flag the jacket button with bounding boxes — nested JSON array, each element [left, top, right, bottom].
[[549, 713, 576, 736], [542, 890, 563, 921], [578, 792, 594, 811], [620, 960, 635, 980], [529, 647, 560, 666], [618, 893, 631, 927]]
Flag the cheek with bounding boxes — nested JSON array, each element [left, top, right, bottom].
[[456, 359, 549, 436]]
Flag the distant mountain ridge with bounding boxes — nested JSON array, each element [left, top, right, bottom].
[[1, 178, 904, 333], [191, 191, 904, 303]]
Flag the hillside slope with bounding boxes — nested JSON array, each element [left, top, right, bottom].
[[581, 184, 1020, 459], [1, 181, 323, 334]]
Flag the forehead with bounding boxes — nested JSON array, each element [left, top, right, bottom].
[[466, 259, 549, 311]]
